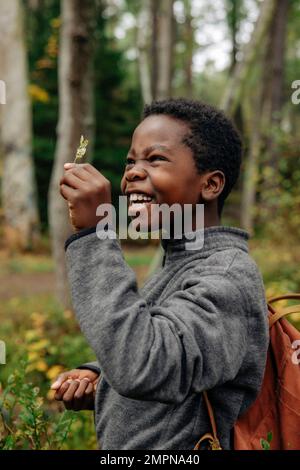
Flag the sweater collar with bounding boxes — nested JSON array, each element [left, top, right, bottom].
[[160, 225, 249, 259]]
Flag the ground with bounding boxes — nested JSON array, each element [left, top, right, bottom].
[[0, 244, 156, 299]]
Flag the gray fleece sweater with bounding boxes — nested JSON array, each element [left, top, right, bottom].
[[65, 225, 269, 450]]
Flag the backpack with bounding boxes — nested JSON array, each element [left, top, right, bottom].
[[194, 293, 300, 450]]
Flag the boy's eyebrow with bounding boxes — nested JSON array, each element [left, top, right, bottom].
[[128, 144, 171, 157]]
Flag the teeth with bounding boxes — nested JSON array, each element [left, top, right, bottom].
[[129, 193, 152, 203]]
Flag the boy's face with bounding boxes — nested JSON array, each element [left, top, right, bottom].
[[120, 115, 208, 232]]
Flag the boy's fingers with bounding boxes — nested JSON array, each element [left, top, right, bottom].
[[70, 166, 93, 182], [51, 372, 70, 390], [54, 380, 71, 400], [62, 380, 81, 403], [72, 379, 92, 411], [76, 382, 95, 411], [64, 163, 76, 170], [74, 378, 91, 399], [85, 382, 94, 395], [79, 163, 100, 177], [60, 183, 76, 201], [60, 171, 86, 190]]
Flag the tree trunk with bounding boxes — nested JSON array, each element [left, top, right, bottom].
[[221, 0, 277, 115], [0, 0, 40, 251], [258, 0, 289, 222], [144, 0, 175, 279], [183, 0, 194, 98], [240, 80, 264, 233], [262, 0, 289, 173], [156, 0, 174, 99], [48, 0, 95, 308], [137, 0, 152, 104], [150, 0, 159, 100], [226, 0, 240, 71], [240, 0, 289, 232]]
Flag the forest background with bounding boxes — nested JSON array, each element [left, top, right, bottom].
[[0, 0, 300, 449]]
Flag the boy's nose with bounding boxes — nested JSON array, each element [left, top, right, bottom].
[[125, 165, 147, 182]]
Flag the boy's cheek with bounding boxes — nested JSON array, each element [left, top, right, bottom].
[[120, 176, 127, 194]]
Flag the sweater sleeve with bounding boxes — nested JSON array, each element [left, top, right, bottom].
[[65, 232, 249, 405], [76, 361, 101, 375]]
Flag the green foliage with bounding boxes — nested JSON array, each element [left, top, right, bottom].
[[0, 248, 154, 450], [25, 0, 142, 229], [0, 359, 74, 450], [0, 293, 97, 449]]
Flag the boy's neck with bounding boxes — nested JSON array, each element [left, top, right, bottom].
[[201, 210, 220, 230], [191, 204, 220, 231], [166, 213, 220, 239]]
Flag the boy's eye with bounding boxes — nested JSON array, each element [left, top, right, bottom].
[[125, 155, 166, 167], [148, 155, 166, 162]]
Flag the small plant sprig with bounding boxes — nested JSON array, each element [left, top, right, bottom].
[[74, 135, 89, 164], [0, 359, 74, 450], [260, 431, 273, 450]]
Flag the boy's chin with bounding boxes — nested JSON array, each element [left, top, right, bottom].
[[129, 215, 161, 234]]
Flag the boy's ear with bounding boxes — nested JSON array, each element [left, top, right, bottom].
[[200, 170, 225, 202]]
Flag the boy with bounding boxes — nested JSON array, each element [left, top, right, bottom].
[[51, 98, 269, 450]]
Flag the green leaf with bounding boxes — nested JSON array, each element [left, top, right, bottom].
[[260, 438, 270, 450]]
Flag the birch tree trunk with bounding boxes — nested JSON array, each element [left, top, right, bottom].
[[137, 0, 152, 104], [221, 0, 277, 115], [143, 0, 175, 281], [0, 0, 40, 251], [183, 0, 194, 98], [156, 0, 174, 99], [150, 0, 159, 100], [48, 0, 95, 308]]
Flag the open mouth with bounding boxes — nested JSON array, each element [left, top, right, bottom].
[[127, 192, 155, 216], [128, 193, 154, 204]]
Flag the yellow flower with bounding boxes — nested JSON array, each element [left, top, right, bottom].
[[35, 360, 48, 372], [30, 312, 46, 328], [51, 18, 61, 29], [25, 330, 39, 342], [46, 365, 64, 381], [36, 396, 44, 407], [47, 389, 56, 400], [28, 84, 50, 103], [28, 351, 39, 362], [27, 339, 50, 352]]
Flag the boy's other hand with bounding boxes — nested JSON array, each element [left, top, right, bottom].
[[50, 368, 100, 411], [60, 163, 112, 232]]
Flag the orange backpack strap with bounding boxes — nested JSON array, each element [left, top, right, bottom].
[[268, 293, 300, 303], [194, 293, 300, 450], [268, 293, 300, 328], [193, 392, 222, 450]]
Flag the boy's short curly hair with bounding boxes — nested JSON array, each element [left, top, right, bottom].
[[143, 98, 242, 217]]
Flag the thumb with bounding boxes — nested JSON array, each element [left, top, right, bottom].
[[51, 373, 69, 390], [64, 162, 76, 170]]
